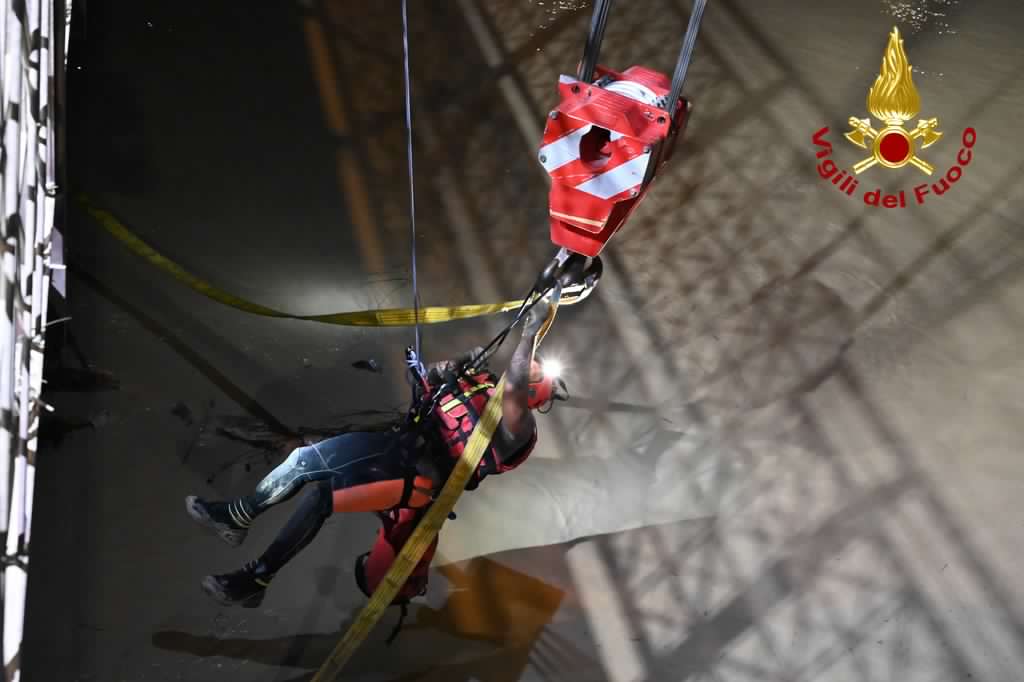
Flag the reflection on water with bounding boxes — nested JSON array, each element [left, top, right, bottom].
[[531, 0, 589, 33], [881, 0, 961, 35]]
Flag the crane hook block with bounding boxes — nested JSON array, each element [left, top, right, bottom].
[[538, 65, 690, 257]]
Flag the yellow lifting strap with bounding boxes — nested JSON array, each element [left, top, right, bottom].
[[310, 374, 507, 681], [75, 193, 526, 326], [439, 381, 495, 413], [311, 303, 558, 681]]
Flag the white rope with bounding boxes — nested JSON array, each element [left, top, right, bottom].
[[604, 79, 660, 106], [401, 0, 421, 363]]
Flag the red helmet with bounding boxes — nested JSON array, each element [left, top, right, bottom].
[[527, 358, 568, 410]]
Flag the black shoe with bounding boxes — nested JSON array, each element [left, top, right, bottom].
[[201, 561, 273, 608], [185, 496, 249, 548]]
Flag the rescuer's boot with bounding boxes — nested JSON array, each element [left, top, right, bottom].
[[201, 560, 274, 608], [186, 495, 249, 548]]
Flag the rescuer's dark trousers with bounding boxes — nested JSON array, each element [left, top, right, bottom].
[[227, 429, 437, 576]]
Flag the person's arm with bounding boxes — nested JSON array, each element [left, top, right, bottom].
[[499, 295, 553, 445]]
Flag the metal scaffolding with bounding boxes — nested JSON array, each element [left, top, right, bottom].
[[1, 0, 68, 678]]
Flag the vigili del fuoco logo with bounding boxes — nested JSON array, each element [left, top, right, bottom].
[[812, 27, 975, 208]]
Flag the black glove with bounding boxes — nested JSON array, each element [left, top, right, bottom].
[[426, 345, 486, 382]]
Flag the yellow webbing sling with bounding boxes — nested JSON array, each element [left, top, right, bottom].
[[311, 303, 557, 681]]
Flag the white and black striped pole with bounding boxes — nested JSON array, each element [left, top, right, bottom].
[[1, 0, 65, 678]]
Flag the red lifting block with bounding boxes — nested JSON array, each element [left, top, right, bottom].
[[538, 65, 689, 257]]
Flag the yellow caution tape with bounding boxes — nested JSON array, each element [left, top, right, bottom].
[[75, 193, 527, 326], [311, 297, 559, 681]]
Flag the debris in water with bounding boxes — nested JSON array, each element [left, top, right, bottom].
[[171, 401, 194, 426], [352, 358, 382, 374], [303, 358, 313, 368]]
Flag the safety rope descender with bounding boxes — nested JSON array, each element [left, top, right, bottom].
[[539, 0, 709, 257]]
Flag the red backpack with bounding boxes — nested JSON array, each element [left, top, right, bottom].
[[353, 506, 438, 644]]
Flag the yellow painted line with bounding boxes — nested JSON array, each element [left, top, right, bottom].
[[303, 16, 348, 136], [337, 149, 385, 273], [304, 15, 385, 273]]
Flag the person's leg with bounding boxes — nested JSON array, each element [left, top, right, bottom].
[[186, 430, 401, 547], [196, 430, 419, 606], [201, 480, 334, 606], [330, 474, 436, 513]]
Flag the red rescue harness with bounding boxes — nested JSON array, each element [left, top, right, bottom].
[[430, 369, 537, 489], [355, 370, 538, 644]]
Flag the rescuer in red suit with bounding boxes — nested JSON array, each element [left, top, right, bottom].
[[184, 288, 566, 608]]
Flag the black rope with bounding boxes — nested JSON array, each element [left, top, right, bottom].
[[385, 603, 409, 645], [1, 553, 28, 571]]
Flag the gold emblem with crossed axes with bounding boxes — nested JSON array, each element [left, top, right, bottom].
[[845, 27, 943, 175]]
